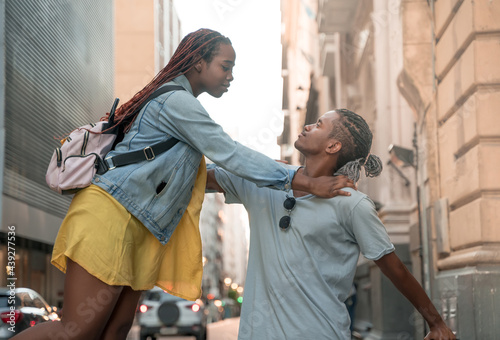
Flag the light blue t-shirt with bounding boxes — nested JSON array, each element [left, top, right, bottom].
[[214, 167, 395, 340]]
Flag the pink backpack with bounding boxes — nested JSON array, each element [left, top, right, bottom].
[[45, 85, 184, 195]]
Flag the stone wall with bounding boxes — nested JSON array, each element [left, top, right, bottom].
[[401, 0, 500, 338]]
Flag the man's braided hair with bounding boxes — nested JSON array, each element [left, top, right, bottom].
[[330, 109, 383, 182]]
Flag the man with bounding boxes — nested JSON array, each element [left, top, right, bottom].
[[206, 109, 456, 340]]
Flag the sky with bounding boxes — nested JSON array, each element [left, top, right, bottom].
[[173, 0, 283, 158]]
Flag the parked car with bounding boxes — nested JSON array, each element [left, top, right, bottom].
[[0, 287, 60, 339], [137, 287, 207, 340]]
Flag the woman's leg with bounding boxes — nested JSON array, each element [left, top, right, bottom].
[[100, 286, 143, 340], [12, 258, 124, 340]]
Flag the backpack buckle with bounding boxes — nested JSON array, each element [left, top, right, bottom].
[[104, 156, 116, 170], [144, 146, 155, 161]]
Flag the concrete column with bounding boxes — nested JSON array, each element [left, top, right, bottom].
[[399, 1, 438, 338]]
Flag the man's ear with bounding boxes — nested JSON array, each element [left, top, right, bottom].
[[326, 140, 342, 155]]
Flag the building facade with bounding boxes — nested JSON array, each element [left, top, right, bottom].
[[282, 0, 499, 338], [115, 0, 182, 103], [400, 1, 500, 339], [199, 192, 249, 302], [0, 0, 114, 307], [280, 0, 321, 165]]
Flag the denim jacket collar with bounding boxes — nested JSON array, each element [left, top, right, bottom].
[[172, 74, 194, 95]]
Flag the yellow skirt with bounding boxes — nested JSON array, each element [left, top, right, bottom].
[[51, 159, 206, 301]]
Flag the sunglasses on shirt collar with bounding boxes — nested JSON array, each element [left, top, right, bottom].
[[279, 195, 296, 231]]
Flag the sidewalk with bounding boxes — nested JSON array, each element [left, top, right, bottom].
[[207, 317, 240, 340], [126, 317, 240, 340]]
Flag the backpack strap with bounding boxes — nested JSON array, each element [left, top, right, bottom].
[[103, 137, 179, 171], [100, 98, 121, 134], [99, 85, 186, 174], [135, 85, 185, 114]]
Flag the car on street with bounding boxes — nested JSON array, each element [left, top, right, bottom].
[[0, 287, 60, 339], [136, 287, 207, 340]]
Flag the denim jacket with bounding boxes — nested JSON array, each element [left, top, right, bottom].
[[92, 75, 295, 245]]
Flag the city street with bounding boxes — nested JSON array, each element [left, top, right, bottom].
[[127, 317, 240, 340], [1, 0, 498, 338]]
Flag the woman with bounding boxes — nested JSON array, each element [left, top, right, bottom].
[[13, 29, 353, 340]]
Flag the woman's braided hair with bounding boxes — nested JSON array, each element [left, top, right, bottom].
[[331, 109, 383, 182], [104, 28, 231, 132]]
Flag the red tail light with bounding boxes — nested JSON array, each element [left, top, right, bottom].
[[139, 304, 150, 313], [0, 310, 23, 324], [186, 303, 201, 312]]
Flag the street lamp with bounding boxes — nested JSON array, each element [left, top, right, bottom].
[[387, 144, 415, 187], [388, 144, 415, 168]]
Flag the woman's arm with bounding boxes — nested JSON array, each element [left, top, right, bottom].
[[159, 91, 355, 197], [375, 252, 456, 340], [160, 90, 293, 191], [207, 167, 355, 197], [292, 172, 354, 197], [207, 167, 354, 198]]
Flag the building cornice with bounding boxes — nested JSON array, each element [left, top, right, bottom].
[[437, 245, 500, 270]]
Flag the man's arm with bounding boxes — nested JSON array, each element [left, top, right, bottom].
[[206, 168, 225, 193], [375, 252, 456, 340]]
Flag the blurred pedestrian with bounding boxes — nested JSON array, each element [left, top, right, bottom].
[[12, 29, 354, 340], [345, 283, 357, 332], [207, 109, 456, 340]]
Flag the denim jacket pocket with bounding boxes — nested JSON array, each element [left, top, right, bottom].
[[147, 157, 199, 225]]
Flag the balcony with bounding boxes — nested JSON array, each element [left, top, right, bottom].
[[317, 0, 359, 34]]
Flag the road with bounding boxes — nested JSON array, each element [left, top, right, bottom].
[[127, 317, 240, 340]]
